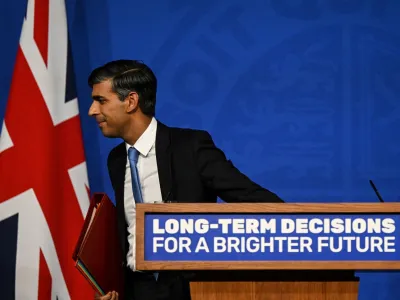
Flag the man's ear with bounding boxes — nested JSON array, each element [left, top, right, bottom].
[[126, 92, 139, 113]]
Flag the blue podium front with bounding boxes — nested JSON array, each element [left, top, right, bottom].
[[145, 213, 399, 261], [136, 203, 400, 270]]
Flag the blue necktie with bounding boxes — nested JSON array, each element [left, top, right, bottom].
[[128, 147, 143, 204], [128, 147, 158, 280]]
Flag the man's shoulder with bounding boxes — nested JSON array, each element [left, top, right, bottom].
[[162, 122, 212, 141]]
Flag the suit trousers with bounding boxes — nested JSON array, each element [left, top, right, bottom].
[[124, 269, 191, 300]]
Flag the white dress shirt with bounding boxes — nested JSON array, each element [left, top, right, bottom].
[[124, 117, 163, 271]]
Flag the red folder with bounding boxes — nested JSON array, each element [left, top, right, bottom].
[[72, 193, 124, 297]]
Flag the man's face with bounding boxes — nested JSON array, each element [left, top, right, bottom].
[[88, 80, 129, 138]]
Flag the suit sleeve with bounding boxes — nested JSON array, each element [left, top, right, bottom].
[[193, 130, 284, 203]]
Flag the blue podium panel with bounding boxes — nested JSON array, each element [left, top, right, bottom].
[[136, 203, 400, 270], [144, 214, 400, 262]]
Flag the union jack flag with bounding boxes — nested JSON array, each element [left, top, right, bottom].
[[0, 0, 94, 299]]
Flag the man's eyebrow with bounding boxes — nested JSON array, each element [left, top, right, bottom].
[[92, 95, 105, 101]]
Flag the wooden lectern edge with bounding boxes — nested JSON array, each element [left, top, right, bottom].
[[135, 203, 400, 272]]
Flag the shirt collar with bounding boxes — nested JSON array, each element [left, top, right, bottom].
[[125, 117, 157, 157]]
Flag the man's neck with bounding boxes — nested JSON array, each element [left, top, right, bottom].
[[122, 116, 152, 146]]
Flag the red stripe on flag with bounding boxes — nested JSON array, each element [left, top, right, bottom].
[[34, 0, 49, 65], [38, 251, 51, 300]]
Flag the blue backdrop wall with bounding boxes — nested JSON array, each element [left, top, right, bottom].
[[1, 0, 400, 299]]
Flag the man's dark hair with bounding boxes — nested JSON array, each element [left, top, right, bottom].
[[88, 59, 157, 116]]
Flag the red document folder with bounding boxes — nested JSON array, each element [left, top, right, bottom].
[[72, 193, 124, 297]]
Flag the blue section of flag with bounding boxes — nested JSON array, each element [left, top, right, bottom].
[[0, 214, 19, 300], [0, 0, 27, 126], [65, 37, 77, 103]]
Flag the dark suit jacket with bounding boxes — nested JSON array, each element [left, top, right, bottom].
[[107, 122, 284, 266]]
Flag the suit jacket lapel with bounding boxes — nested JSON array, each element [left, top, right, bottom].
[[156, 122, 173, 202]]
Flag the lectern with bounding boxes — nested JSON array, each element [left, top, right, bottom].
[[136, 203, 400, 300]]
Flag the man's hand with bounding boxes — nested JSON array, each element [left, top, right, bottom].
[[95, 291, 118, 300]]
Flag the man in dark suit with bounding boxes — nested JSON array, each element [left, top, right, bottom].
[[88, 59, 284, 300]]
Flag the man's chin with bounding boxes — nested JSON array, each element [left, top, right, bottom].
[[102, 133, 119, 138], [100, 128, 119, 138]]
